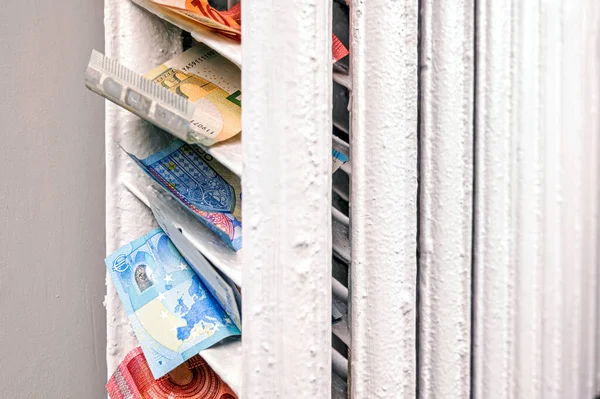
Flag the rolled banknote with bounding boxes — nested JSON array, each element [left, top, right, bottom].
[[107, 346, 237, 399], [145, 44, 242, 146], [106, 228, 240, 378]]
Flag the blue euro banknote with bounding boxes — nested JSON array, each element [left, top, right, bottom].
[[106, 228, 241, 378], [125, 139, 348, 252], [126, 140, 243, 252]]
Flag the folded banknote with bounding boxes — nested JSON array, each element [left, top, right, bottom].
[[126, 139, 347, 251], [107, 346, 237, 399], [106, 228, 240, 378], [126, 140, 243, 251], [148, 184, 242, 329], [148, 183, 345, 328]]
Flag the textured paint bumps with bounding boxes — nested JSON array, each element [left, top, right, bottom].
[[241, 1, 333, 398]]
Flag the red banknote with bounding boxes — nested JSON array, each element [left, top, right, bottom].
[[107, 347, 237, 399]]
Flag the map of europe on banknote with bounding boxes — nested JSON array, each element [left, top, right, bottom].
[[106, 228, 240, 378], [127, 140, 243, 251]]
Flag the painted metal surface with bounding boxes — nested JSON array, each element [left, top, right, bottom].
[[349, 0, 418, 398], [513, 2, 544, 397], [241, 1, 333, 398], [560, 2, 599, 398], [103, 0, 600, 397], [473, 1, 600, 398], [588, 7, 600, 397], [419, 1, 474, 398], [537, 4, 562, 398], [473, 1, 529, 396]]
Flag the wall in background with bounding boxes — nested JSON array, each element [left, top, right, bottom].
[[0, 1, 106, 397]]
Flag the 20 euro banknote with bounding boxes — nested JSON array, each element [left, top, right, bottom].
[[145, 44, 242, 146], [106, 228, 240, 379]]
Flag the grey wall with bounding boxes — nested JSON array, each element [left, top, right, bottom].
[[0, 1, 106, 398]]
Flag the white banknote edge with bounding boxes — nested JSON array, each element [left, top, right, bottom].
[[147, 184, 244, 289]]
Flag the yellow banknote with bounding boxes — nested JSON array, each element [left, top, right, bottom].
[[145, 44, 242, 146]]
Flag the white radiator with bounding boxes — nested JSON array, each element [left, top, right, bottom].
[[104, 0, 600, 398]]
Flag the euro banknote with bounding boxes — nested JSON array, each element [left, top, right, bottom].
[[153, 0, 241, 40], [126, 140, 243, 251], [106, 228, 240, 378], [148, 183, 345, 328], [125, 139, 347, 251], [149, 0, 349, 63], [145, 44, 242, 146], [107, 346, 237, 399], [148, 184, 242, 329], [332, 138, 349, 173], [85, 50, 196, 144], [87, 46, 350, 152]]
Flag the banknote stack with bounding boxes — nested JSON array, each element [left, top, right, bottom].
[[143, 45, 348, 167], [107, 347, 237, 399], [134, 0, 349, 63]]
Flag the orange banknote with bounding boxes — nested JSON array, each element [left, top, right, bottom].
[[151, 0, 349, 63], [153, 0, 241, 40]]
